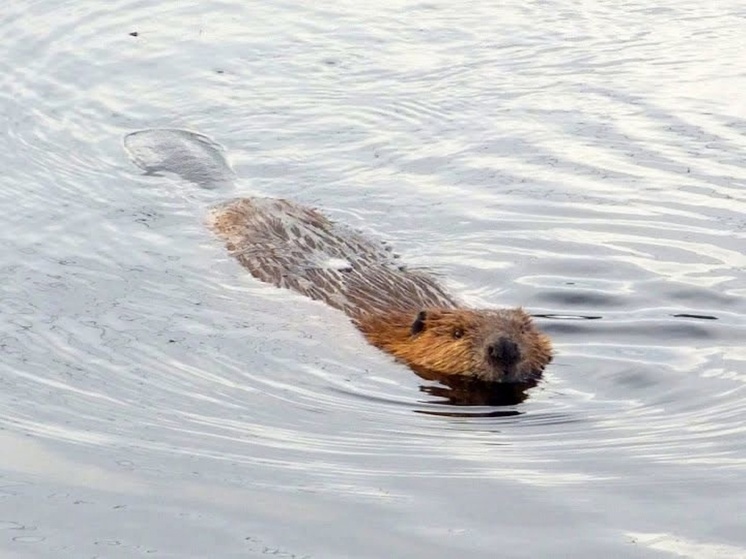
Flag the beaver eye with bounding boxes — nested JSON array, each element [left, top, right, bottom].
[[452, 328, 464, 339]]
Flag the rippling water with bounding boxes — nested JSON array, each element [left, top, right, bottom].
[[2, 1, 745, 557]]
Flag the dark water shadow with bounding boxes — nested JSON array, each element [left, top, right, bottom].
[[532, 313, 603, 321], [414, 373, 537, 417]]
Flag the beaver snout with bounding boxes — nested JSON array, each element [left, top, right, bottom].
[[487, 337, 521, 367]]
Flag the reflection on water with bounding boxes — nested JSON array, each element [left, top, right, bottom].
[[1, 0, 745, 557], [418, 377, 532, 414]]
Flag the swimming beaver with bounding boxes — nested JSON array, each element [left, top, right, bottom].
[[124, 129, 552, 384]]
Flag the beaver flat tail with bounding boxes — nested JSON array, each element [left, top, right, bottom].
[[124, 128, 236, 190]]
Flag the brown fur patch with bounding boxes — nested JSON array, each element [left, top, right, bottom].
[[207, 197, 455, 320]]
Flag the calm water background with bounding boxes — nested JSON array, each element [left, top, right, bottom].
[[1, 1, 745, 557]]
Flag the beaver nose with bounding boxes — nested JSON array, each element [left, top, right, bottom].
[[488, 337, 521, 366]]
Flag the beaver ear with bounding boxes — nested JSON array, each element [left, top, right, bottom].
[[411, 310, 427, 336]]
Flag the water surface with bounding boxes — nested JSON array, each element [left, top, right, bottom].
[[1, 1, 745, 557]]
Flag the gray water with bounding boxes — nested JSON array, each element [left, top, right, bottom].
[[2, 1, 745, 558]]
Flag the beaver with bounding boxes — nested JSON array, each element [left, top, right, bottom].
[[124, 129, 552, 384]]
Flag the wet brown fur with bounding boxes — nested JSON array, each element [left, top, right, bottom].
[[208, 197, 552, 383]]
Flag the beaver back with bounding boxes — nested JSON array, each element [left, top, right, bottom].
[[208, 197, 457, 319]]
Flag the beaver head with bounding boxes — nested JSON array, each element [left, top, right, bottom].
[[358, 307, 552, 383]]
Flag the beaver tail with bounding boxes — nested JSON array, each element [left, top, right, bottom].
[[123, 128, 236, 191]]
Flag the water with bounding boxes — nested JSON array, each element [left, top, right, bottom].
[[1, 1, 745, 557]]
